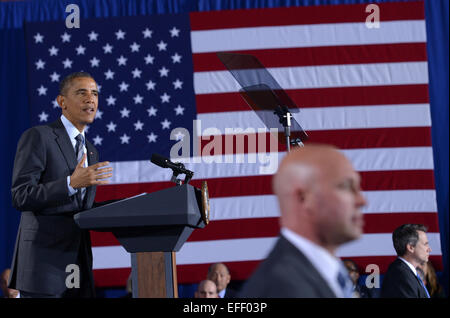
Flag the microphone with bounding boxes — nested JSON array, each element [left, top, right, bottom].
[[150, 153, 192, 175]]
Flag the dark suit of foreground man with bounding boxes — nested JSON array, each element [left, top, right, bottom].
[[239, 144, 367, 298], [381, 224, 431, 298], [9, 72, 113, 298]]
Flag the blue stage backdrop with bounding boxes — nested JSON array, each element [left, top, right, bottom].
[[0, 0, 448, 296]]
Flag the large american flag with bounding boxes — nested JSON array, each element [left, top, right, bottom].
[[24, 1, 442, 287]]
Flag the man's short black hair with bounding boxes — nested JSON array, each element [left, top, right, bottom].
[[59, 71, 95, 95], [392, 224, 428, 257]]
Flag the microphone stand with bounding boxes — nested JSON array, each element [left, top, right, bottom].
[[170, 167, 193, 186], [150, 153, 194, 186]]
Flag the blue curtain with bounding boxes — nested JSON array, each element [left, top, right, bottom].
[[424, 0, 449, 294], [1, 0, 448, 295]]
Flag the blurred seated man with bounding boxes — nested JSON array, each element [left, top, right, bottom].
[[343, 259, 375, 298], [194, 279, 219, 298], [207, 263, 237, 298], [1, 269, 19, 298]]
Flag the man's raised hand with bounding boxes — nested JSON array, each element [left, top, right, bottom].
[[70, 153, 113, 188]]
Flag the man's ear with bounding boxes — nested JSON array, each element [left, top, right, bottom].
[[297, 187, 316, 218], [56, 95, 65, 109], [297, 189, 306, 203], [406, 243, 415, 254]]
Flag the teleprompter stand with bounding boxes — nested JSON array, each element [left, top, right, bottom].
[[216, 52, 308, 152], [74, 184, 206, 298]]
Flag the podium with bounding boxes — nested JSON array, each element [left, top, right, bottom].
[[74, 184, 207, 298]]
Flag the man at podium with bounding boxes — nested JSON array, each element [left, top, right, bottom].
[[8, 72, 113, 298]]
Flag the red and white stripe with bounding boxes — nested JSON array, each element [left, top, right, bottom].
[[90, 2, 443, 287]]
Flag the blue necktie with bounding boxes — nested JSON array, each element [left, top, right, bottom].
[[75, 134, 86, 201], [416, 273, 430, 298]]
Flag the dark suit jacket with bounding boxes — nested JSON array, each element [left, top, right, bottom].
[[380, 258, 429, 298], [238, 235, 337, 298], [223, 287, 238, 298], [9, 119, 99, 296]]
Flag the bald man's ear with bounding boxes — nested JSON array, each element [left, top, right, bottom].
[[296, 189, 306, 204], [296, 188, 316, 217]]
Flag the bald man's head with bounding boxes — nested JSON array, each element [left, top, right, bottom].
[[273, 144, 366, 252], [195, 279, 218, 298]]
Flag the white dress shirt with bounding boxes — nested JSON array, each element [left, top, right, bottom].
[[398, 257, 418, 276], [281, 227, 346, 298]]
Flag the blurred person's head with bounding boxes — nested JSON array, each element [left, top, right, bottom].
[[126, 273, 132, 294], [1, 269, 19, 298], [194, 279, 218, 298], [418, 261, 442, 297], [392, 224, 431, 267], [343, 259, 360, 286], [273, 144, 367, 253], [207, 263, 231, 293]]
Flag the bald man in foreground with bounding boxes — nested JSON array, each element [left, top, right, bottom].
[[239, 144, 367, 298]]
